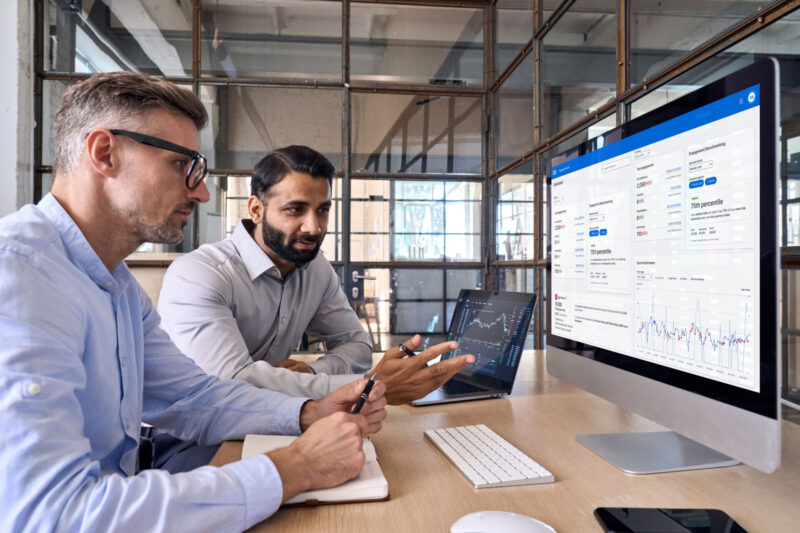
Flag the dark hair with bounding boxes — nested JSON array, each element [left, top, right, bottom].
[[54, 71, 207, 173], [251, 145, 335, 198]]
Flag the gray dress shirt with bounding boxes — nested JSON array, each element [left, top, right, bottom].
[[158, 220, 372, 399]]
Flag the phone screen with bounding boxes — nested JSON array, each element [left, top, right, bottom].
[[594, 507, 747, 533]]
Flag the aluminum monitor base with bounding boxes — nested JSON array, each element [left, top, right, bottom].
[[576, 431, 739, 474]]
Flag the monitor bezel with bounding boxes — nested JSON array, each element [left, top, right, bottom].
[[545, 59, 779, 420]]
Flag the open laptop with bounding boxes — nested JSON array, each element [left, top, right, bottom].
[[411, 289, 536, 406]]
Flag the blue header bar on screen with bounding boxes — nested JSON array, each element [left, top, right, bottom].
[[551, 85, 760, 180]]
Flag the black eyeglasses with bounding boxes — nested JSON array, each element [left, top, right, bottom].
[[110, 129, 209, 190]]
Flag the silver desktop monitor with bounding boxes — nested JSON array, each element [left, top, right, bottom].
[[546, 59, 780, 474]]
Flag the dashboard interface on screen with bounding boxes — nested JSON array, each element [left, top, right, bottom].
[[550, 85, 761, 393], [445, 291, 535, 383]]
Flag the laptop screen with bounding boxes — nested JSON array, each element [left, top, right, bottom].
[[443, 290, 537, 388]]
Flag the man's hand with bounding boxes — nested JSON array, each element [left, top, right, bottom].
[[299, 378, 387, 434], [369, 334, 476, 405], [276, 359, 314, 374], [267, 412, 366, 502]]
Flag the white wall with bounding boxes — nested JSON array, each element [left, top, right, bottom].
[[0, 0, 34, 216]]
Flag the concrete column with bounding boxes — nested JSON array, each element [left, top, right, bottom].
[[0, 0, 34, 216]]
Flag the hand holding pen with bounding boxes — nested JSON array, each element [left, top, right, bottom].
[[352, 374, 377, 415]]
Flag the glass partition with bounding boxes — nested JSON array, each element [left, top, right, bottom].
[[350, 3, 483, 86], [43, 0, 193, 76], [541, 0, 617, 138], [495, 52, 533, 171], [351, 93, 482, 175], [200, 0, 342, 80], [199, 85, 342, 171], [495, 0, 533, 79], [496, 164, 534, 261], [630, 0, 771, 87]]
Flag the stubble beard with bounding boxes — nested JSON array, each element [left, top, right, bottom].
[[111, 200, 188, 245]]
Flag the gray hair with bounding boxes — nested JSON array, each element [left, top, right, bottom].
[[53, 71, 207, 174]]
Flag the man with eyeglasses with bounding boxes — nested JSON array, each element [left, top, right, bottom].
[[0, 71, 387, 532]]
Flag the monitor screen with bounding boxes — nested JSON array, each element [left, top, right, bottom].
[[546, 59, 780, 473]]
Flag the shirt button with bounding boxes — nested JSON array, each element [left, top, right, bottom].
[[120, 359, 126, 367], [125, 420, 130, 429], [280, 317, 287, 324], [27, 383, 42, 395], [104, 281, 114, 289]]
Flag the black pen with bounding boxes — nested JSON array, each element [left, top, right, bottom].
[[352, 374, 376, 415], [398, 343, 416, 357]]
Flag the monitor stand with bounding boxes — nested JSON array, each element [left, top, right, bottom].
[[576, 431, 739, 474]]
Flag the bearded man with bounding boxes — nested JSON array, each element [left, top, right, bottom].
[[159, 145, 475, 403]]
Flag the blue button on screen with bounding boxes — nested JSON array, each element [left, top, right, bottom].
[[689, 179, 704, 189], [705, 176, 717, 185], [589, 230, 600, 237], [599, 229, 608, 236]]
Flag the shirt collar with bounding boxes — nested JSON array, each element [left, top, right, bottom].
[[231, 220, 311, 282], [38, 193, 133, 296]]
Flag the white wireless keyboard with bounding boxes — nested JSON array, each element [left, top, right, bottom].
[[424, 424, 554, 488]]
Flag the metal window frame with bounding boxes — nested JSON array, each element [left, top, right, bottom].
[[31, 1, 800, 394]]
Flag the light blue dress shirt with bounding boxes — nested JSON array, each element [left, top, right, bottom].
[[0, 194, 309, 532]]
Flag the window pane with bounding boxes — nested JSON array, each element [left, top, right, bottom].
[[445, 181, 482, 201], [41, 79, 71, 168], [200, 0, 342, 80], [395, 201, 443, 234], [352, 93, 482, 175], [351, 3, 483, 86], [788, 204, 800, 247], [788, 134, 800, 201], [785, 333, 800, 399], [395, 301, 447, 333], [446, 201, 482, 234], [541, 0, 617, 139], [44, 0, 192, 76], [495, 267, 536, 349], [496, 0, 533, 79], [496, 52, 533, 171], [394, 269, 444, 300], [394, 234, 444, 261], [626, 13, 800, 245], [497, 167, 534, 260], [630, 1, 771, 87], [396, 181, 444, 200], [445, 234, 481, 262], [200, 85, 341, 171], [391, 269, 482, 334], [446, 270, 483, 299], [351, 180, 390, 262]]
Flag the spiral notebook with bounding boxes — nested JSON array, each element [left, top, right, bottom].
[[242, 434, 389, 506]]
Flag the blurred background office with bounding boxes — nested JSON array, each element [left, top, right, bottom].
[[1, 0, 798, 414]]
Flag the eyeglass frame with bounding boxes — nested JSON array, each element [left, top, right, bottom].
[[109, 129, 209, 190]]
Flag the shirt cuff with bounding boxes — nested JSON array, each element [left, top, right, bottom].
[[270, 395, 309, 436], [223, 454, 283, 529]]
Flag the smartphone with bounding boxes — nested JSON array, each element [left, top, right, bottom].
[[594, 507, 747, 533]]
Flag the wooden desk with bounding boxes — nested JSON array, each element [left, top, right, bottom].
[[211, 350, 800, 532]]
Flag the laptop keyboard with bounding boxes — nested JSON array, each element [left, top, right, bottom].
[[424, 424, 554, 488], [442, 380, 486, 395]]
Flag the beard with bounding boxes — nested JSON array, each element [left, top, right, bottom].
[[261, 215, 324, 265]]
